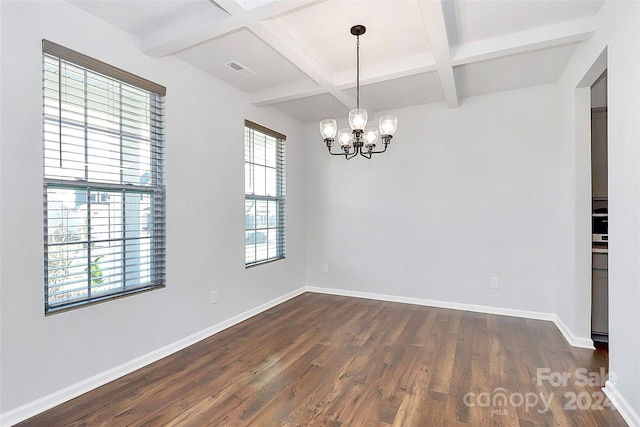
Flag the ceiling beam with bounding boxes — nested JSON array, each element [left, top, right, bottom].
[[138, 6, 231, 57], [213, 0, 246, 16], [140, 0, 322, 57], [451, 16, 597, 66], [250, 81, 326, 107], [418, 0, 459, 108], [333, 53, 437, 89]]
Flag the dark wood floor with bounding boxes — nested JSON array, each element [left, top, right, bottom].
[[17, 293, 627, 426]]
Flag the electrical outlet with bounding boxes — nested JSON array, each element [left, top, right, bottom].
[[489, 277, 499, 289], [210, 290, 218, 304], [322, 264, 329, 273]]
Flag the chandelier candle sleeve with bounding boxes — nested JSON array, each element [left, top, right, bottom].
[[320, 119, 337, 142], [364, 128, 378, 147], [338, 129, 353, 148], [319, 25, 398, 160], [379, 115, 398, 137], [349, 109, 367, 131]]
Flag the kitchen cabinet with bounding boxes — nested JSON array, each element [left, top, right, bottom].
[[591, 250, 608, 342], [591, 107, 607, 199]]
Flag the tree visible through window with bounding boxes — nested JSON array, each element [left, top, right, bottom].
[[42, 40, 166, 313], [244, 120, 286, 266]]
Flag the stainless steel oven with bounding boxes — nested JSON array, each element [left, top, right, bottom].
[[592, 208, 608, 242]]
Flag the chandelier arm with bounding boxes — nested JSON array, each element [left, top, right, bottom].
[[325, 141, 343, 156], [364, 142, 390, 155], [359, 149, 372, 159], [328, 149, 348, 156], [345, 148, 360, 160], [326, 140, 360, 157], [343, 143, 359, 159]]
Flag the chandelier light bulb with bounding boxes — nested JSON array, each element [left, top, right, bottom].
[[379, 115, 398, 136], [319, 119, 337, 140], [338, 129, 353, 147], [349, 108, 367, 131], [364, 128, 378, 147]]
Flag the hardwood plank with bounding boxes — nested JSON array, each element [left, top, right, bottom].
[[15, 293, 627, 427], [427, 309, 462, 394]]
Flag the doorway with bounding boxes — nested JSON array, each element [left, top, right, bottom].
[[590, 70, 608, 344]]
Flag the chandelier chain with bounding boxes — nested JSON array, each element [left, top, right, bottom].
[[356, 35, 360, 110]]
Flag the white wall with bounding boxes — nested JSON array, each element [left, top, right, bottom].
[[0, 0, 305, 415], [557, 0, 640, 421], [591, 71, 607, 108], [304, 84, 567, 316]]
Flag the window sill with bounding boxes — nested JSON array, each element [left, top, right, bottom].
[[245, 256, 285, 269], [45, 284, 165, 316]]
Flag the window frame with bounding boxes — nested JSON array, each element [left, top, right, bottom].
[[42, 40, 166, 314], [244, 120, 286, 267]]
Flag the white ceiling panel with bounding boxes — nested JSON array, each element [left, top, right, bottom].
[[454, 43, 580, 99], [270, 93, 349, 124], [236, 0, 277, 11], [445, 0, 603, 47], [272, 0, 432, 75], [346, 72, 446, 115], [176, 29, 312, 93]]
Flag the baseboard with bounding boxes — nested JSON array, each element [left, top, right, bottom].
[[0, 287, 306, 427], [307, 286, 557, 319], [305, 286, 594, 350], [552, 314, 595, 349], [603, 381, 640, 427]]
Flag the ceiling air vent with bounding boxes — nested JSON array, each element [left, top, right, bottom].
[[226, 61, 257, 77]]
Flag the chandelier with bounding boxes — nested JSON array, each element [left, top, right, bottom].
[[319, 25, 398, 160]]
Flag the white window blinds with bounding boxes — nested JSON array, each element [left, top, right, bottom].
[[42, 40, 166, 313], [244, 120, 286, 266]]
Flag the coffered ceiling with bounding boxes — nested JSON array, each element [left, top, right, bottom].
[[68, 0, 603, 123]]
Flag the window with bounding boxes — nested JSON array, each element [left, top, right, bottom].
[[244, 120, 285, 266], [42, 40, 166, 313]]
